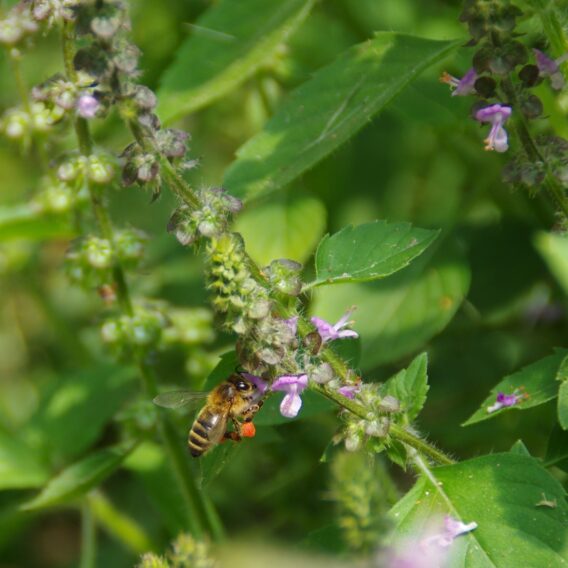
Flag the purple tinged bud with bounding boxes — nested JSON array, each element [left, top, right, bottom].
[[337, 384, 360, 399], [534, 49, 567, 90], [77, 94, 100, 119]]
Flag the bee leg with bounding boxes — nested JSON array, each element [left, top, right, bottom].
[[224, 418, 243, 442], [241, 403, 261, 422]]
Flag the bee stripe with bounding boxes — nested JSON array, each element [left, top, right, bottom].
[[190, 431, 208, 446], [193, 423, 209, 439], [188, 440, 204, 457], [197, 416, 213, 429]]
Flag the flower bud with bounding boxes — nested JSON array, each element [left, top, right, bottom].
[[345, 433, 362, 452], [2, 109, 29, 139], [266, 258, 303, 295], [87, 155, 114, 184], [311, 362, 334, 384], [77, 94, 100, 118], [379, 395, 401, 413], [365, 418, 390, 438], [101, 320, 122, 343], [85, 237, 113, 269]]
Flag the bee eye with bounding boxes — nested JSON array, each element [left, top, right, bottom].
[[236, 380, 248, 391]]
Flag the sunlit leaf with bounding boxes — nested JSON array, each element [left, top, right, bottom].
[[157, 0, 315, 122], [310, 221, 439, 287], [558, 355, 568, 430], [312, 239, 470, 369], [390, 454, 568, 566], [22, 443, 135, 511], [24, 365, 136, 460], [224, 33, 459, 201], [463, 349, 568, 426], [381, 353, 428, 423], [0, 205, 73, 242], [0, 428, 49, 490], [534, 231, 568, 296], [234, 195, 326, 265]]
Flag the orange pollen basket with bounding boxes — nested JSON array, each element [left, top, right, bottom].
[[241, 422, 256, 438]]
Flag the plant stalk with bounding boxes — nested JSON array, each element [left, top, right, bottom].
[[311, 383, 455, 466], [80, 499, 96, 568]]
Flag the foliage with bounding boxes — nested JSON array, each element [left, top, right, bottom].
[[0, 0, 567, 567]]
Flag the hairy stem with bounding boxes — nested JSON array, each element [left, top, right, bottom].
[[501, 77, 568, 219], [61, 20, 223, 542], [311, 384, 455, 466]]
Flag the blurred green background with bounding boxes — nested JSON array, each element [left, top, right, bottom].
[[1, 0, 567, 566]]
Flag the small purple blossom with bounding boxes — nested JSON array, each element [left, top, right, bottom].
[[311, 307, 358, 343], [440, 68, 478, 96], [385, 516, 477, 567], [534, 49, 568, 91], [271, 374, 308, 418], [77, 94, 100, 119], [487, 389, 526, 413], [475, 104, 512, 153], [422, 516, 478, 548], [337, 384, 360, 399]]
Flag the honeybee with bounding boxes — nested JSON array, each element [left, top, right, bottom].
[[153, 374, 264, 457]]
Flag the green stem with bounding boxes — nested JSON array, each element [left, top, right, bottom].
[[137, 362, 224, 541], [62, 20, 222, 542], [88, 490, 153, 554], [80, 499, 96, 568], [501, 77, 568, 219], [311, 384, 455, 466], [8, 49, 30, 112]]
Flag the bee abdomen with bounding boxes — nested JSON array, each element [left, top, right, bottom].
[[188, 412, 215, 457]]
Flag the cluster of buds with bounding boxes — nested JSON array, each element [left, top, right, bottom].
[[206, 233, 271, 335], [168, 188, 242, 246], [57, 153, 115, 185], [32, 178, 88, 214], [0, 3, 38, 46], [441, 0, 568, 194], [137, 534, 217, 568], [32, 74, 104, 119], [341, 384, 401, 453], [238, 315, 299, 372], [66, 229, 145, 288], [31, 0, 77, 26], [101, 303, 168, 355], [0, 102, 64, 142]]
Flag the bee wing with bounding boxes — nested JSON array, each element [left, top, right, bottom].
[[152, 390, 208, 409]]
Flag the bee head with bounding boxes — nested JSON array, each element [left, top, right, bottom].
[[230, 375, 255, 393]]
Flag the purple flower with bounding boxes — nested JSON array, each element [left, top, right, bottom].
[[385, 516, 477, 567], [77, 94, 100, 119], [534, 49, 568, 91], [271, 374, 308, 418], [487, 389, 526, 413], [311, 308, 358, 343], [337, 384, 360, 399], [440, 68, 478, 96], [475, 104, 512, 153], [422, 516, 478, 548], [240, 373, 269, 395]]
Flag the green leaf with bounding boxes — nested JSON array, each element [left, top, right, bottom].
[[202, 351, 239, 391], [22, 443, 135, 511], [558, 381, 568, 430], [545, 424, 568, 470], [312, 239, 470, 369], [24, 365, 136, 460], [310, 221, 439, 287], [534, 231, 568, 295], [234, 194, 326, 265], [509, 439, 531, 456], [390, 453, 568, 567], [0, 428, 49, 489], [157, 0, 315, 122], [224, 33, 459, 201], [0, 204, 74, 242], [381, 353, 429, 423], [463, 349, 568, 426]]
